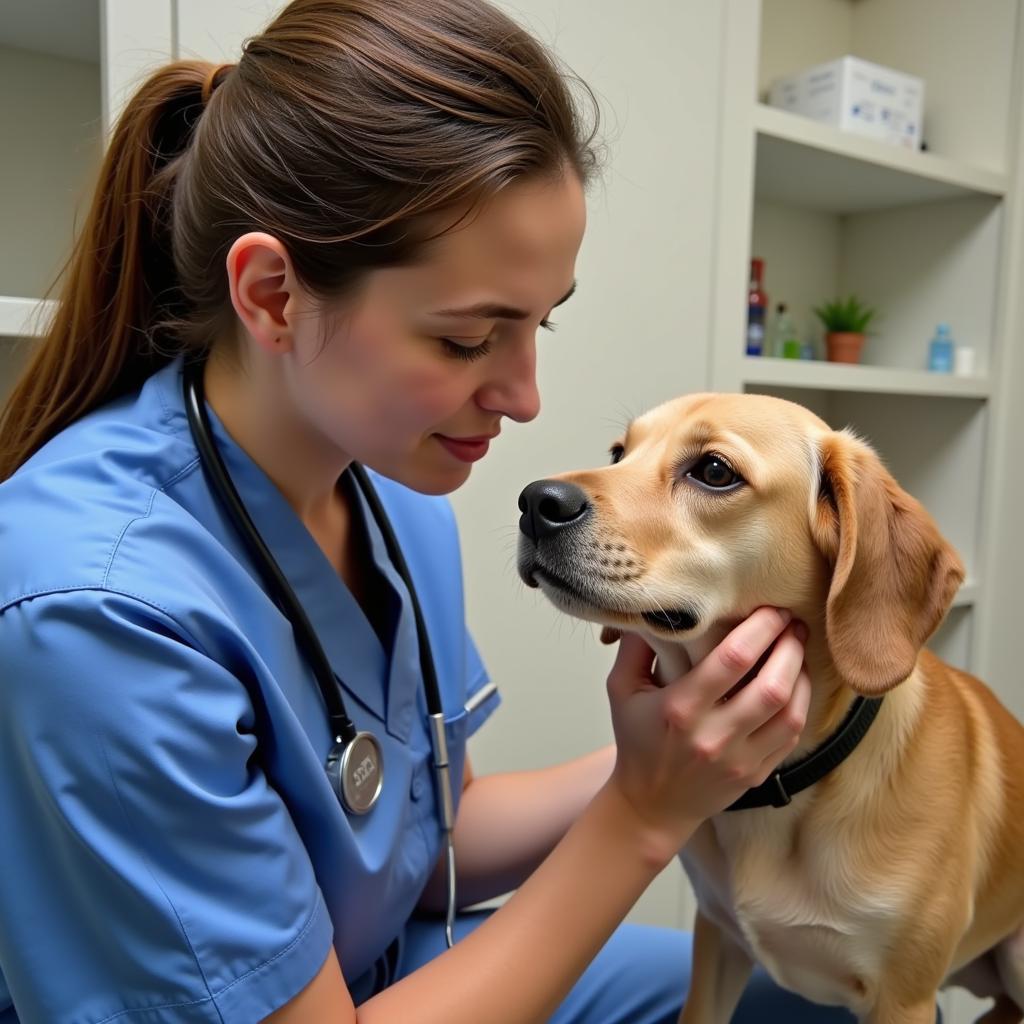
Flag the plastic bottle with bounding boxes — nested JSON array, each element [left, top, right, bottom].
[[746, 258, 767, 356], [771, 303, 802, 359], [928, 323, 955, 373]]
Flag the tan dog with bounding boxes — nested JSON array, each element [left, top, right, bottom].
[[516, 392, 1024, 1024]]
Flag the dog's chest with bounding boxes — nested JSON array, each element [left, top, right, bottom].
[[680, 812, 904, 1013]]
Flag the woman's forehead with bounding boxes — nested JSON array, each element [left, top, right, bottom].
[[418, 175, 585, 294]]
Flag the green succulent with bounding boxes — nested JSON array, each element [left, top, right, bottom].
[[812, 295, 878, 334]]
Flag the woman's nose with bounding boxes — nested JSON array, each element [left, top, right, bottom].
[[476, 338, 540, 423]]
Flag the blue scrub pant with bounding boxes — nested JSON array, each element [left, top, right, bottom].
[[398, 911, 863, 1023]]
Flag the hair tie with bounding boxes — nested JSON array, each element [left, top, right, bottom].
[[201, 63, 234, 105]]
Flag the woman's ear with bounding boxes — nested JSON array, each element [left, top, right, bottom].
[[225, 232, 299, 354], [810, 429, 965, 694]]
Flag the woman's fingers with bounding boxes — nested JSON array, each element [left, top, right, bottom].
[[604, 613, 811, 832], [747, 661, 812, 766], [716, 621, 808, 737], [606, 631, 656, 700], [674, 607, 793, 708]]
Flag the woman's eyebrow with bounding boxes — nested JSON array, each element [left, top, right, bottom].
[[430, 281, 577, 320]]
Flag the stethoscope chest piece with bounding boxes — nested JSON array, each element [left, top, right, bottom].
[[326, 730, 384, 815]]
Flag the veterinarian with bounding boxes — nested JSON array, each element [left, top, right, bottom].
[[0, 2, 852, 1021]]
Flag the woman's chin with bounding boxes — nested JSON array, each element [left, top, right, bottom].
[[367, 454, 472, 496]]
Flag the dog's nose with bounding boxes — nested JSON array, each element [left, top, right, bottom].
[[518, 480, 590, 542]]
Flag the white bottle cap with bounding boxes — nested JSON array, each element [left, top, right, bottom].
[[954, 345, 976, 376]]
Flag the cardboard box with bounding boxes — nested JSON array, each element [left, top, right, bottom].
[[769, 55, 925, 151]]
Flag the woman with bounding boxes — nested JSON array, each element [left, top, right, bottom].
[[0, 2, 846, 1021]]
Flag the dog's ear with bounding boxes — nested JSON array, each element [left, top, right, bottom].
[[599, 626, 622, 645], [810, 430, 964, 695]]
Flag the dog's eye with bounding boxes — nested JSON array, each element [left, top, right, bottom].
[[688, 454, 742, 490], [609, 444, 625, 465]]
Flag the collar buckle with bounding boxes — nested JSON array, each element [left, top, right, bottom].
[[769, 772, 792, 808]]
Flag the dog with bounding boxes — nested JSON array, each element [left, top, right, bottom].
[[516, 392, 1024, 1024]]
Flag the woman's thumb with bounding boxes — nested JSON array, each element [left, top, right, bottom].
[[607, 631, 656, 699]]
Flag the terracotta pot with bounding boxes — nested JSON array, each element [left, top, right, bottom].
[[826, 331, 865, 364]]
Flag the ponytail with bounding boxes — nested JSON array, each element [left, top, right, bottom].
[[0, 61, 218, 480]]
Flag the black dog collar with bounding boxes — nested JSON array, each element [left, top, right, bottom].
[[725, 695, 884, 812]]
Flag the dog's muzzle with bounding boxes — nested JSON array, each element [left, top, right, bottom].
[[516, 477, 700, 633]]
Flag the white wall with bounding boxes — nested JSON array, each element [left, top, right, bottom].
[[977, 40, 1024, 722]]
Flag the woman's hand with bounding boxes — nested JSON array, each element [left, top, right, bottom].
[[605, 607, 810, 859]]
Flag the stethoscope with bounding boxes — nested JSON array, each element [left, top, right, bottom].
[[183, 358, 470, 948]]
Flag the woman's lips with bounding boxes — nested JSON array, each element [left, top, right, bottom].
[[436, 434, 494, 463]]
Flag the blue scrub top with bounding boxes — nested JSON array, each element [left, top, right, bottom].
[[0, 357, 500, 1023]]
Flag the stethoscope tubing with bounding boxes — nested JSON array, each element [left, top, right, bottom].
[[182, 358, 457, 947]]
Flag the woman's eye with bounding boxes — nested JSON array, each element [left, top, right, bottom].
[[440, 337, 492, 362], [687, 453, 743, 489], [609, 444, 625, 465]]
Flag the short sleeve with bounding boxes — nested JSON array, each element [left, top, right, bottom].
[[0, 590, 334, 1024]]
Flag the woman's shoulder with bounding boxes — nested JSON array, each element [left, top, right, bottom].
[[0, 378, 220, 620]]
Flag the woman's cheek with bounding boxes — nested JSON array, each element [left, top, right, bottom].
[[397, 365, 471, 423]]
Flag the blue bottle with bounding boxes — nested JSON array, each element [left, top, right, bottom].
[[928, 324, 955, 373]]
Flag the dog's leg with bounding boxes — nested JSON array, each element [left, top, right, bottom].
[[678, 910, 753, 1024]]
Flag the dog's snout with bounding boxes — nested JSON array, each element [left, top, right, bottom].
[[518, 480, 590, 542]]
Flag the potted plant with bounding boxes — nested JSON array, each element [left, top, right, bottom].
[[812, 295, 878, 364]]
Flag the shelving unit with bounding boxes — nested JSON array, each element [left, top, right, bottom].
[[0, 18, 102, 292], [0, 0, 176, 392], [952, 579, 979, 610], [711, 8, 1022, 1017], [0, 297, 57, 340], [754, 104, 1008, 213], [741, 355, 990, 398], [0, 3, 104, 401]]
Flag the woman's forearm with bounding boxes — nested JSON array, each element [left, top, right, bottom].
[[419, 744, 615, 910], [364, 781, 690, 1024]]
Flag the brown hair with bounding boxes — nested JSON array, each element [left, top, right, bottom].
[[0, 0, 599, 479]]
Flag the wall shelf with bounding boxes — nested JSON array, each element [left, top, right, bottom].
[[952, 579, 979, 609], [0, 296, 55, 338], [742, 356, 990, 398], [754, 105, 1008, 214]]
